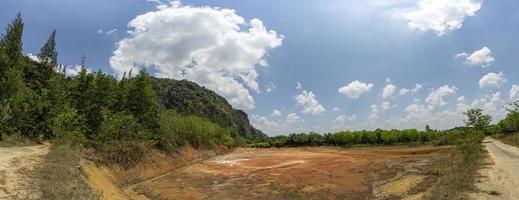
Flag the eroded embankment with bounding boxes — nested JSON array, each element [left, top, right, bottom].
[[82, 146, 229, 200]]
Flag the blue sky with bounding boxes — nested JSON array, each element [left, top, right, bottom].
[[2, 0, 519, 135]]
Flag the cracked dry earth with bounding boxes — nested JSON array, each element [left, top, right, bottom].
[[0, 144, 49, 200]]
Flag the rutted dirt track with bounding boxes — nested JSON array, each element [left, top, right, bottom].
[[0, 144, 49, 200], [470, 138, 519, 200], [125, 146, 450, 200]]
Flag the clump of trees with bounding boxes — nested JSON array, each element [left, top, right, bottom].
[[0, 14, 245, 166]]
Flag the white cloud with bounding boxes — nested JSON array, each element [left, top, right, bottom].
[[382, 83, 397, 99], [286, 113, 301, 124], [471, 92, 506, 121], [425, 85, 457, 109], [411, 83, 423, 93], [109, 2, 282, 110], [400, 83, 423, 96], [509, 85, 519, 101], [381, 101, 396, 110], [403, 0, 483, 36], [457, 96, 466, 102], [399, 88, 409, 95], [456, 47, 495, 67], [479, 72, 507, 89], [338, 80, 374, 98], [296, 82, 302, 90], [295, 90, 326, 115], [271, 109, 282, 117], [265, 82, 276, 94], [63, 65, 93, 77], [26, 53, 39, 62], [106, 28, 118, 35], [332, 115, 357, 124], [368, 104, 379, 121], [333, 107, 340, 111]]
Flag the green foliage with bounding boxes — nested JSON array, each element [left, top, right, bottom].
[[464, 108, 492, 132], [38, 30, 58, 67], [3, 89, 49, 139], [125, 69, 159, 130], [157, 110, 241, 151], [1, 12, 23, 64], [153, 78, 266, 139], [248, 128, 467, 148], [96, 112, 148, 141]]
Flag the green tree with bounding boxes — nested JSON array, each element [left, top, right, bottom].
[[38, 30, 58, 67], [1, 12, 23, 63], [464, 108, 492, 132], [125, 69, 159, 130]]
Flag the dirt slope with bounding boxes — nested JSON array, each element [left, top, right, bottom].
[[0, 143, 50, 199], [470, 138, 519, 200]]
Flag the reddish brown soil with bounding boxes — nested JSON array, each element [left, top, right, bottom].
[[132, 146, 450, 200]]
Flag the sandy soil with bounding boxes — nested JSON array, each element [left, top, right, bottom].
[[130, 146, 450, 200], [0, 143, 49, 200], [469, 138, 519, 200]]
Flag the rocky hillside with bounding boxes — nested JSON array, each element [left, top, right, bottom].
[[152, 78, 266, 139]]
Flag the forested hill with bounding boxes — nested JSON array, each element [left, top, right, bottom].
[[152, 78, 267, 139]]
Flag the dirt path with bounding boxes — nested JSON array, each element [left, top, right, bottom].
[[0, 144, 50, 200], [469, 138, 519, 200]]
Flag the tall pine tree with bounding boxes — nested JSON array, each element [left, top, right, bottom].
[[38, 30, 57, 67]]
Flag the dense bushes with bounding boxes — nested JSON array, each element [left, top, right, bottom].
[[157, 110, 243, 151]]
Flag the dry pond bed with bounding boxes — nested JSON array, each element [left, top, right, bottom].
[[129, 146, 451, 200]]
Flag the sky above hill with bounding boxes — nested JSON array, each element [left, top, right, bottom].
[[2, 0, 519, 135]]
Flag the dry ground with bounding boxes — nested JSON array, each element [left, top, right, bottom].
[[126, 146, 450, 200], [469, 138, 519, 200], [0, 143, 49, 199]]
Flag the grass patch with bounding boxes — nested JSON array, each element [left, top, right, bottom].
[[36, 142, 99, 200], [423, 135, 485, 200], [493, 133, 519, 147], [0, 133, 39, 147]]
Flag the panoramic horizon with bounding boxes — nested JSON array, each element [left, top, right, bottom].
[[2, 0, 519, 136]]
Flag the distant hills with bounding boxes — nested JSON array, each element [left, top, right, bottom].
[[152, 78, 267, 139]]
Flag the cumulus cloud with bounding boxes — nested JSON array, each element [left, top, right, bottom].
[[368, 104, 379, 121], [425, 85, 457, 109], [338, 80, 374, 98], [479, 72, 507, 89], [509, 85, 519, 101], [381, 101, 396, 110], [265, 82, 276, 94], [109, 2, 283, 110], [26, 53, 39, 62], [270, 109, 282, 117], [286, 113, 301, 124], [456, 47, 494, 67], [295, 90, 326, 115], [403, 0, 483, 36], [382, 83, 397, 99], [399, 83, 422, 95], [333, 107, 340, 111], [332, 115, 357, 124], [296, 82, 302, 90], [63, 65, 93, 77]]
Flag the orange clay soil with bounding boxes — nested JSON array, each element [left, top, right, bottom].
[[128, 146, 451, 200]]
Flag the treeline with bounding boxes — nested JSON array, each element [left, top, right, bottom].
[[247, 129, 469, 148], [248, 108, 498, 148], [0, 14, 245, 165]]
